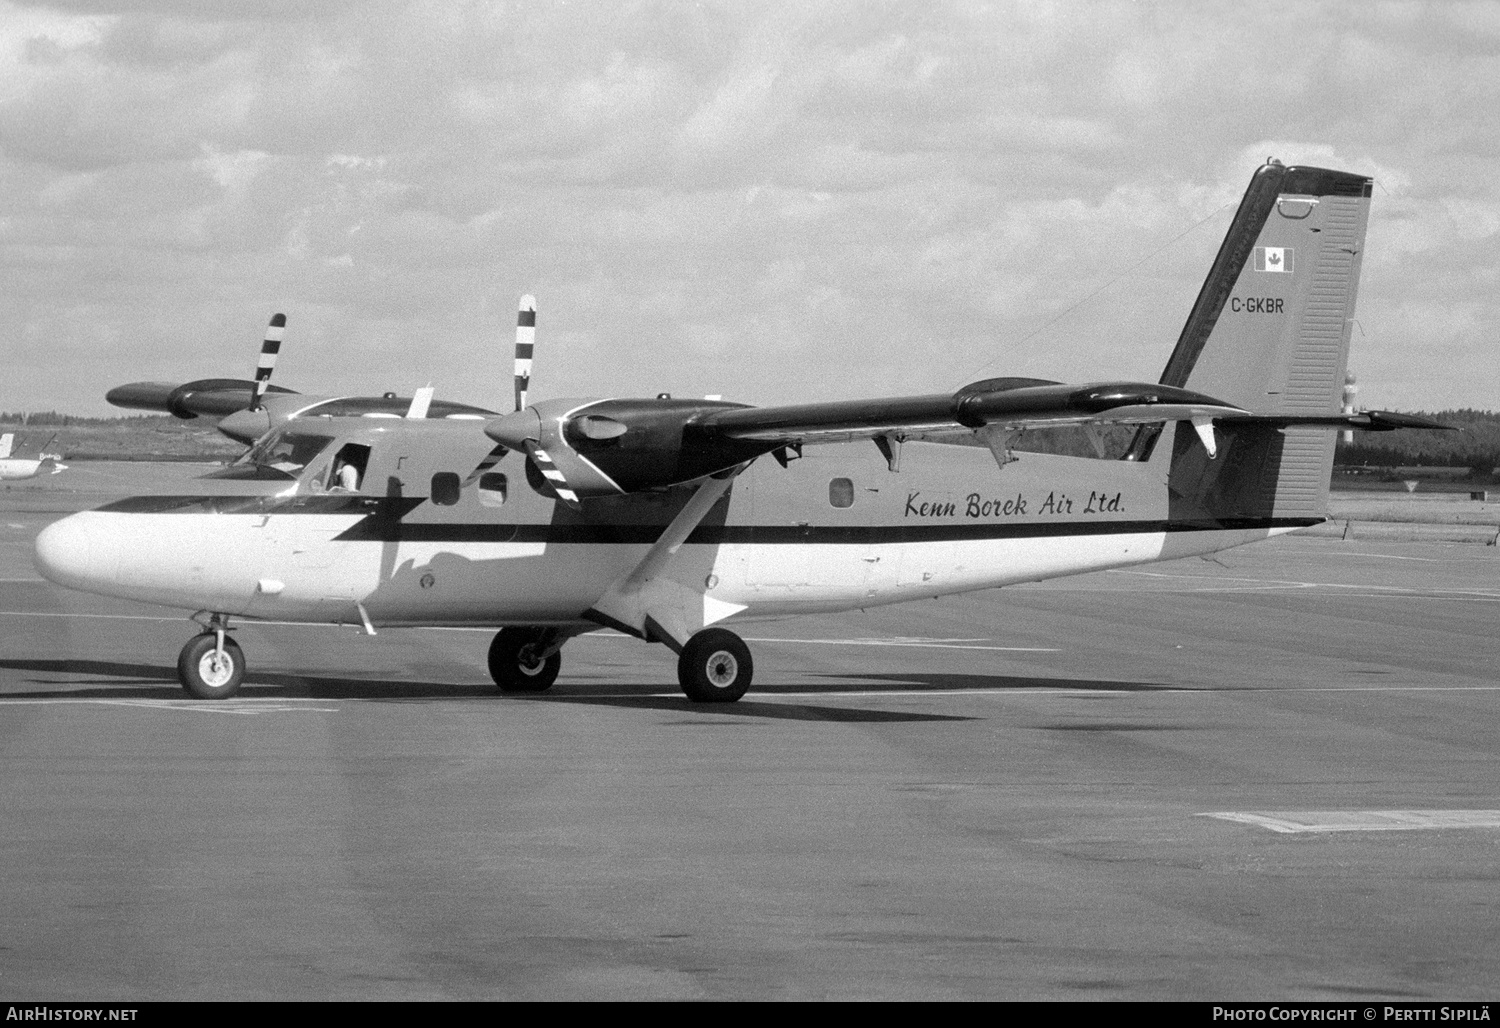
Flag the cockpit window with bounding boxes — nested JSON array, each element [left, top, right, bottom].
[[238, 431, 336, 474], [326, 443, 371, 493]]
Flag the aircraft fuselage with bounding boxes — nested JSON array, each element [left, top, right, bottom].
[[33, 418, 1310, 630]]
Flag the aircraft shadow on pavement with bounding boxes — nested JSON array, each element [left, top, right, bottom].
[[0, 660, 1173, 717], [0, 657, 492, 700], [541, 693, 976, 724], [0, 658, 974, 720]]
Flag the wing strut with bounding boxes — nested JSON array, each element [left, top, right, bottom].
[[582, 472, 746, 651]]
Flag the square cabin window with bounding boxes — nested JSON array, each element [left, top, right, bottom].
[[829, 477, 854, 508], [478, 472, 508, 508], [431, 471, 462, 506]]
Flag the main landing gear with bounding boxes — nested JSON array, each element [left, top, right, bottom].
[[677, 628, 753, 703], [177, 615, 245, 699], [486, 625, 755, 702]]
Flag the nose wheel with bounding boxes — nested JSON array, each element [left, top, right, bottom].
[[678, 628, 753, 703], [178, 630, 245, 699], [489, 627, 562, 692]]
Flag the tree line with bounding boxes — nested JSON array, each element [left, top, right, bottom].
[[1336, 409, 1500, 473]]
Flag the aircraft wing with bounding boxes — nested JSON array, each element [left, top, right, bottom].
[[692, 378, 1252, 445]]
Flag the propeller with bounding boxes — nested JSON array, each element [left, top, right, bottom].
[[499, 295, 581, 507], [464, 294, 538, 490], [514, 295, 535, 412]]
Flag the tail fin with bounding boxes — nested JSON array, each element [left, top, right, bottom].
[[1162, 159, 1372, 413], [0, 433, 11, 460], [1150, 160, 1374, 522]]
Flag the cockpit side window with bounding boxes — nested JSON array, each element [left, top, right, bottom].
[[327, 443, 372, 493], [240, 431, 336, 474]]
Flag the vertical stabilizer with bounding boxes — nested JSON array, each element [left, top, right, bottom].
[[1162, 161, 1373, 414], [0, 433, 12, 460], [1153, 161, 1374, 522]]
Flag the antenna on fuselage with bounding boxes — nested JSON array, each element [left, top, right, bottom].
[[250, 313, 286, 411], [514, 295, 536, 412]]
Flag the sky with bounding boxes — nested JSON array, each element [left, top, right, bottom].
[[1, 0, 1496, 418]]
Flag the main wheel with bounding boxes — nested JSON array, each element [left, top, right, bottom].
[[488, 627, 561, 693], [678, 628, 753, 703], [177, 633, 246, 700]]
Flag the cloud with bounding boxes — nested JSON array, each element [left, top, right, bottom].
[[0, 0, 1496, 415]]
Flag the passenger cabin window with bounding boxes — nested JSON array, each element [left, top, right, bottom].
[[478, 472, 508, 507], [829, 477, 854, 508], [431, 472, 462, 506]]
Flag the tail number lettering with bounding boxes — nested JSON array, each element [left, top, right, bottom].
[[1230, 297, 1284, 314]]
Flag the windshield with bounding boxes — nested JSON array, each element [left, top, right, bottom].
[[236, 430, 336, 473]]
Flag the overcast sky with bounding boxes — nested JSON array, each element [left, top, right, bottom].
[[2, 0, 1496, 417]]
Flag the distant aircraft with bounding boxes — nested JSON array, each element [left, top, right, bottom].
[[35, 159, 1445, 702], [0, 432, 66, 480]]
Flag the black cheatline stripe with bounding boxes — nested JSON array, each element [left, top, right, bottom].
[[517, 311, 536, 327], [83, 495, 1318, 543], [334, 517, 1317, 544], [514, 343, 534, 358], [94, 495, 425, 517]]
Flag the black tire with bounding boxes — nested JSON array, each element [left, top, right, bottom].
[[177, 633, 246, 700], [488, 627, 560, 693], [678, 628, 753, 703]]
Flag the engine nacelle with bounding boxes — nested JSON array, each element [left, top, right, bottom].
[[486, 398, 779, 500]]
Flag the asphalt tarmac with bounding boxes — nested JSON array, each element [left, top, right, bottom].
[[3, 494, 1500, 1000]]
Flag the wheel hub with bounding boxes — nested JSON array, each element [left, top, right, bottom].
[[705, 650, 738, 687], [517, 646, 545, 675], [197, 651, 235, 688]]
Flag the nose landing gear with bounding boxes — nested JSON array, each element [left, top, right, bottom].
[[178, 615, 245, 699], [488, 626, 562, 692]]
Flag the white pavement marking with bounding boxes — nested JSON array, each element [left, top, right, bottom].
[[0, 697, 338, 714], [1201, 810, 1500, 834], [742, 637, 1060, 652], [1105, 570, 1500, 600]]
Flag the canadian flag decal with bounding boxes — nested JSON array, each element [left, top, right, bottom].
[[1254, 246, 1294, 273]]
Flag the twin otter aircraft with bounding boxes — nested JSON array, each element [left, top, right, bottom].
[[35, 160, 1440, 702]]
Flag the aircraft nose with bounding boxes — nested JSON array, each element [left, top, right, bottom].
[[34, 513, 100, 591]]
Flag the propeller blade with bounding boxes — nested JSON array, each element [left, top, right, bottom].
[[250, 314, 286, 411], [523, 441, 581, 508], [514, 295, 536, 412]]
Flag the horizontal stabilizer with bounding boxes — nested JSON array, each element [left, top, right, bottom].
[[1218, 410, 1454, 432]]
